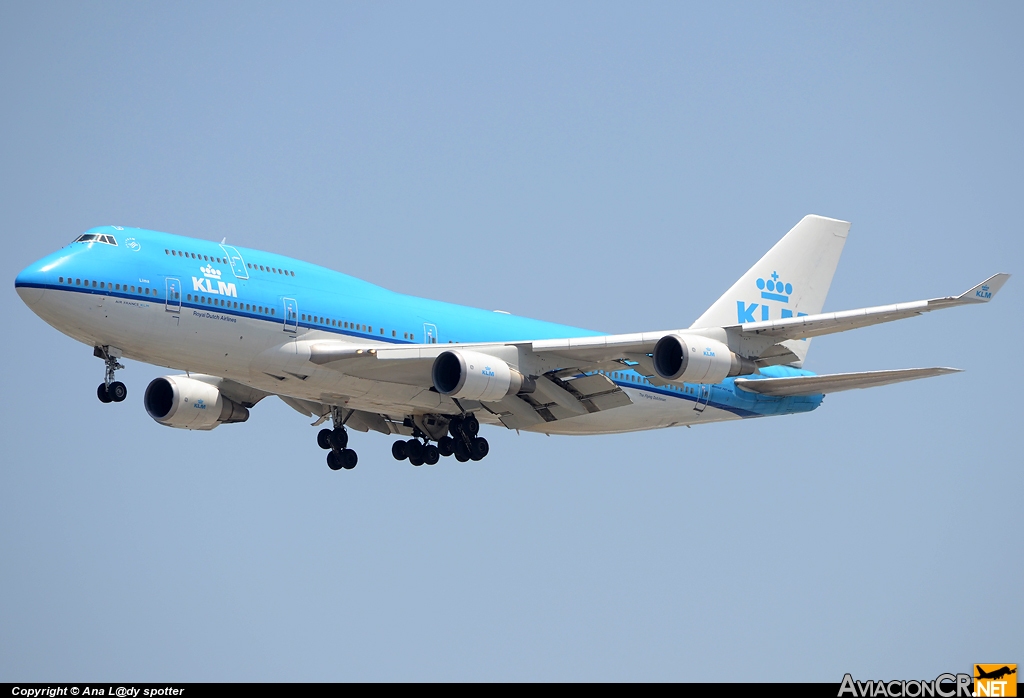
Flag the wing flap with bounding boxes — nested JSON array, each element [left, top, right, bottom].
[[734, 367, 962, 397]]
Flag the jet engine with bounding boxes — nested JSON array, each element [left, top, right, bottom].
[[144, 375, 250, 430], [431, 349, 530, 403], [652, 335, 757, 384]]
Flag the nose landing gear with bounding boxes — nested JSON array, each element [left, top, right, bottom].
[[95, 346, 127, 403]]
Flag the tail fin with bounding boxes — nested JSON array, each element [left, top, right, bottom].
[[690, 214, 850, 366]]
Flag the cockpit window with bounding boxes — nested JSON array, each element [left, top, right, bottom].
[[73, 233, 118, 246]]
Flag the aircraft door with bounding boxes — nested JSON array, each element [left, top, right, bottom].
[[165, 278, 181, 313], [423, 323, 438, 344], [694, 384, 711, 413], [283, 298, 298, 333], [219, 244, 250, 280]]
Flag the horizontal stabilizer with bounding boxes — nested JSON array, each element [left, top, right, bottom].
[[734, 367, 962, 397]]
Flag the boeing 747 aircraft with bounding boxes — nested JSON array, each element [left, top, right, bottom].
[[15, 215, 1009, 470]]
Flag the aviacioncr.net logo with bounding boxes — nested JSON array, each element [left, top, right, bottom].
[[839, 673, 973, 698]]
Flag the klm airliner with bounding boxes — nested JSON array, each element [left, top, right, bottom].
[[14, 215, 1008, 470]]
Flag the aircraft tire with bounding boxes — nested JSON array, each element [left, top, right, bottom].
[[341, 450, 358, 470], [423, 445, 440, 465], [437, 436, 455, 457], [448, 417, 464, 439], [327, 451, 343, 471], [317, 429, 333, 450], [391, 440, 408, 460], [108, 381, 127, 402], [454, 440, 471, 462], [406, 439, 424, 462], [463, 414, 480, 437], [97, 383, 112, 403], [330, 428, 348, 450], [470, 437, 489, 461]]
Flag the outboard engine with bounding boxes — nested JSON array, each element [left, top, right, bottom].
[[144, 375, 249, 430], [652, 334, 757, 384]]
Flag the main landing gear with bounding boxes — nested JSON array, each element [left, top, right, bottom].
[[317, 407, 358, 471], [95, 346, 127, 404], [391, 413, 489, 466]]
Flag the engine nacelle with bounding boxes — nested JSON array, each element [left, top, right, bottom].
[[431, 350, 526, 403], [144, 375, 249, 430], [652, 334, 757, 384]]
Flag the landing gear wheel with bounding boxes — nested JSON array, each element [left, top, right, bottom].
[[437, 436, 455, 457], [391, 440, 408, 461], [406, 439, 424, 462], [329, 428, 349, 450], [341, 450, 358, 470], [463, 414, 480, 437], [96, 347, 125, 404], [454, 439, 471, 462], [317, 429, 333, 450], [108, 381, 127, 402], [423, 444, 440, 465], [409, 454, 424, 466], [470, 437, 489, 461], [327, 451, 343, 471]]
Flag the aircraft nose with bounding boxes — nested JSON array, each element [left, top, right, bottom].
[[15, 264, 46, 308]]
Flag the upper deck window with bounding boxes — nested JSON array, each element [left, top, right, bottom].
[[73, 233, 117, 246]]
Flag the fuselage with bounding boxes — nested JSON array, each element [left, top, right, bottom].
[[15, 226, 822, 435]]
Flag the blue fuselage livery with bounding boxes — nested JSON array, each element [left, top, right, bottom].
[[15, 217, 1005, 470]]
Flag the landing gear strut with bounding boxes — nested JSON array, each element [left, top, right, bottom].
[[390, 413, 489, 466], [318, 407, 357, 471], [95, 346, 127, 403]]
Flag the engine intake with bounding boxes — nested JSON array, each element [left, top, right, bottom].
[[652, 334, 756, 384], [431, 350, 527, 402], [144, 375, 249, 430]]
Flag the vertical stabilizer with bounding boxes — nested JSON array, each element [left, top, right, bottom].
[[690, 215, 850, 365]]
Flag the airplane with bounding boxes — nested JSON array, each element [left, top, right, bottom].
[[14, 215, 1009, 470], [976, 666, 1016, 681]]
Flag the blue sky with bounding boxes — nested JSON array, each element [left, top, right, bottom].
[[1, 1, 1021, 681]]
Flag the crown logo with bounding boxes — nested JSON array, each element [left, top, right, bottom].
[[200, 264, 222, 279], [756, 271, 792, 303]]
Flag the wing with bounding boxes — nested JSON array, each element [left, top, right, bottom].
[[726, 273, 1010, 343], [279, 273, 1004, 425], [734, 367, 961, 397], [304, 341, 634, 429]]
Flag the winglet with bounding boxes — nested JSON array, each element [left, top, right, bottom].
[[958, 273, 1010, 303]]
